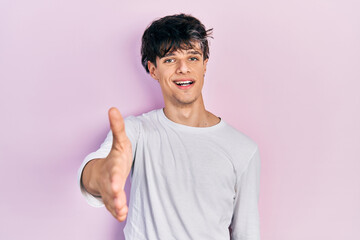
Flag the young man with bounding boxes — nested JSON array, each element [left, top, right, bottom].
[[79, 14, 261, 239]]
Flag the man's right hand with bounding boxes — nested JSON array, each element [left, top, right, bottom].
[[82, 107, 133, 222]]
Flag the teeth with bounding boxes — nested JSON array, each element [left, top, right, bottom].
[[175, 81, 193, 86]]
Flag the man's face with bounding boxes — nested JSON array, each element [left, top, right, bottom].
[[148, 42, 208, 108]]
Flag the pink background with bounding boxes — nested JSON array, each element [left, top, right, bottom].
[[1, 0, 359, 239]]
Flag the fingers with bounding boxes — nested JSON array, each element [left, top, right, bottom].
[[100, 167, 129, 222], [108, 107, 129, 150], [110, 168, 127, 193], [114, 191, 129, 221], [104, 107, 132, 222], [103, 190, 128, 222]]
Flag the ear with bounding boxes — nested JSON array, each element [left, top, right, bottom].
[[203, 58, 209, 75], [148, 61, 158, 80]]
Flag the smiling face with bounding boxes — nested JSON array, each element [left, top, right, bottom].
[[148, 43, 208, 108]]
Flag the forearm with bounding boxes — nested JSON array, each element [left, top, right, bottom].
[[81, 158, 104, 197]]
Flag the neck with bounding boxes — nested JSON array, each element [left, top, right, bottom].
[[163, 96, 219, 127]]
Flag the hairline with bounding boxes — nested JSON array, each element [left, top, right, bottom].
[[161, 49, 203, 59]]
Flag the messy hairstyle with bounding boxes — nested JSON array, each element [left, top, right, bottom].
[[141, 13, 213, 73]]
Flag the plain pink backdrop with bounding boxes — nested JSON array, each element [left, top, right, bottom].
[[1, 0, 359, 239]]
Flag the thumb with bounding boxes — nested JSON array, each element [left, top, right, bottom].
[[108, 107, 128, 149]]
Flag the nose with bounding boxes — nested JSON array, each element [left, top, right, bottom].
[[176, 59, 190, 74]]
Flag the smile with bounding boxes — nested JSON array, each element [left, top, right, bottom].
[[174, 80, 194, 86], [173, 80, 195, 90]]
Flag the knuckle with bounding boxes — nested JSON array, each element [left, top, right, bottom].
[[120, 206, 128, 215], [110, 180, 120, 193], [114, 208, 119, 215], [118, 213, 127, 222]]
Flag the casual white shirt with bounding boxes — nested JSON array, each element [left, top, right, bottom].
[[78, 109, 261, 239]]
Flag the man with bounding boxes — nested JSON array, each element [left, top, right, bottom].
[[78, 14, 261, 239]]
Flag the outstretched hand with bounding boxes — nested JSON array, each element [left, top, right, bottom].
[[97, 107, 133, 222]]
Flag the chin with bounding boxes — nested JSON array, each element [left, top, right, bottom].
[[174, 97, 197, 106]]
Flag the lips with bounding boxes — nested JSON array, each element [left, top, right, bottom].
[[174, 80, 194, 86], [174, 79, 194, 86], [173, 79, 195, 89]]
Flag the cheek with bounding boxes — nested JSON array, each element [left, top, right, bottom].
[[195, 66, 206, 77], [159, 70, 173, 81]]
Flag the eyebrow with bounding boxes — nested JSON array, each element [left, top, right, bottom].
[[163, 52, 176, 58], [161, 50, 203, 58], [187, 50, 202, 56]]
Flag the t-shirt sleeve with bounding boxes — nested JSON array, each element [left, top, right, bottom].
[[77, 116, 140, 207], [230, 147, 261, 240]]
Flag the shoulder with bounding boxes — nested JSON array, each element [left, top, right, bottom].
[[124, 108, 162, 132], [125, 108, 161, 124], [214, 120, 259, 172], [122, 109, 162, 146], [219, 121, 258, 153]]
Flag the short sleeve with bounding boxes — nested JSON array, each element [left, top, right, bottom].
[[230, 147, 261, 240], [77, 116, 140, 207]]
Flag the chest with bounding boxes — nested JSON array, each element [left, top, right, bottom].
[[133, 128, 237, 197]]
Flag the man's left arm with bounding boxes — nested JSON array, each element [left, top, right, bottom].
[[229, 147, 261, 240]]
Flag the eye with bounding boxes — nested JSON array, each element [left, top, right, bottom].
[[189, 57, 199, 61], [164, 58, 174, 63]]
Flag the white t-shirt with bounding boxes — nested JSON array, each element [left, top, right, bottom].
[[78, 108, 261, 240]]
